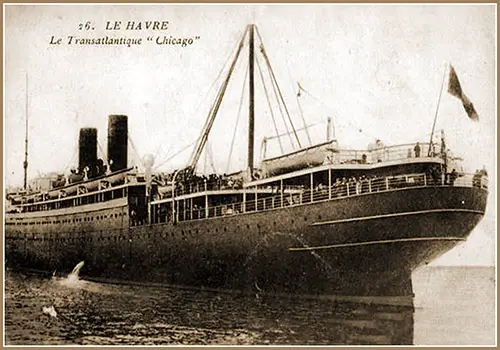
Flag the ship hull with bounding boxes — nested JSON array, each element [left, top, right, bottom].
[[5, 186, 487, 296]]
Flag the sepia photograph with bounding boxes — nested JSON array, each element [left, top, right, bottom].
[[3, 3, 496, 346]]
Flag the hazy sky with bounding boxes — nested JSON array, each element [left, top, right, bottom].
[[4, 4, 496, 265]]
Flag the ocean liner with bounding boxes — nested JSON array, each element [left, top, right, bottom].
[[5, 25, 488, 297]]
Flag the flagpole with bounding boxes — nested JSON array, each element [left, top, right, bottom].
[[23, 72, 29, 190], [427, 63, 448, 156]]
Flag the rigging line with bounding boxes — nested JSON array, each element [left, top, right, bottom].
[[154, 143, 175, 171], [203, 141, 208, 173], [61, 129, 82, 174], [428, 63, 448, 156], [265, 122, 319, 140], [185, 29, 245, 119], [96, 140, 109, 170], [62, 141, 79, 174], [184, 31, 246, 164], [188, 80, 226, 166], [298, 85, 375, 139], [128, 136, 143, 169], [296, 83, 312, 146], [256, 27, 302, 149], [189, 27, 249, 170], [207, 141, 217, 174], [282, 49, 313, 146], [188, 30, 247, 167], [255, 53, 284, 154], [153, 139, 198, 171], [298, 85, 337, 119], [188, 70, 230, 168], [260, 47, 293, 149], [189, 29, 245, 129], [260, 44, 302, 149], [226, 60, 249, 174], [153, 144, 166, 165], [253, 29, 292, 149]]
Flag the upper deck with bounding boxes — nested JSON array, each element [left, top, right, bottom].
[[5, 168, 147, 216]]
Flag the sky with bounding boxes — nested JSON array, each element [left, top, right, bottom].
[[4, 4, 496, 266]]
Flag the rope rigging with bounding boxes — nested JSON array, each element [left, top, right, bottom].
[[296, 83, 378, 141], [206, 141, 217, 174], [190, 29, 246, 118], [296, 82, 313, 146], [256, 27, 302, 149], [255, 54, 284, 154], [186, 24, 322, 175], [262, 56, 294, 150], [225, 61, 249, 174], [153, 139, 198, 171], [128, 134, 142, 169]]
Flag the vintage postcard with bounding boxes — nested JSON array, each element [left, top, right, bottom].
[[4, 3, 496, 346]]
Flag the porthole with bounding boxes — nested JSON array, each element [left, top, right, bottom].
[[318, 215, 322, 220], [291, 219, 294, 224], [246, 224, 250, 229]]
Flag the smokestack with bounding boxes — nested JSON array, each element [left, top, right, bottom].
[[107, 115, 128, 172], [78, 128, 97, 177]]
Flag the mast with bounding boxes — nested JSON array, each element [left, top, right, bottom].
[[23, 73, 29, 190], [248, 24, 255, 176]]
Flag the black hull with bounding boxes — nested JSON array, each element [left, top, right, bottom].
[[5, 186, 487, 296]]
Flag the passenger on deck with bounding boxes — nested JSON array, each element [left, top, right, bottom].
[[130, 209, 136, 226], [414, 142, 421, 157], [449, 168, 458, 186]]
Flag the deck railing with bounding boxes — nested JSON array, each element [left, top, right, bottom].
[[334, 142, 436, 164], [162, 142, 443, 200], [170, 171, 487, 223]]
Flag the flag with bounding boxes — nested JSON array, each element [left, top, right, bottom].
[[447, 65, 479, 121]]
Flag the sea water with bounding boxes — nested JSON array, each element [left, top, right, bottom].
[[3, 266, 495, 345]]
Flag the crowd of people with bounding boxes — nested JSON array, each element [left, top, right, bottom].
[[472, 167, 488, 188], [155, 169, 244, 197]]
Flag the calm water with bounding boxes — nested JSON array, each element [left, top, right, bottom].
[[4, 266, 495, 345]]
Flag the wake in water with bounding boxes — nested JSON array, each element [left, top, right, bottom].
[[57, 261, 85, 288], [53, 261, 110, 295]]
